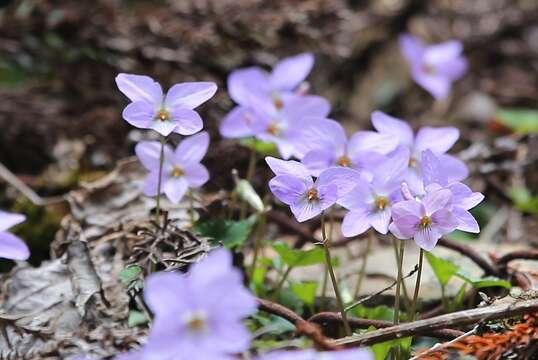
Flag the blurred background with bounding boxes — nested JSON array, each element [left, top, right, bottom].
[[1, 0, 537, 265]]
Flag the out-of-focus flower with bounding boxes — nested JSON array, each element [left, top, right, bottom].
[[399, 33, 467, 100], [116, 74, 217, 136], [296, 118, 392, 176], [339, 147, 409, 236], [0, 211, 30, 261], [389, 188, 459, 251], [116, 249, 257, 360], [136, 132, 210, 204], [266, 157, 360, 222], [257, 348, 373, 360]]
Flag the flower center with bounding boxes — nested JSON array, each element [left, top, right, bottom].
[[336, 155, 351, 167], [183, 311, 208, 334], [267, 122, 280, 136], [422, 63, 435, 74], [307, 188, 319, 202], [273, 98, 284, 109], [374, 196, 389, 210], [171, 166, 184, 177], [156, 109, 171, 122], [419, 215, 432, 227], [409, 157, 418, 168]]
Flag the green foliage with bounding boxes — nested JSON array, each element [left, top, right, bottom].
[[495, 108, 538, 134], [239, 137, 278, 156], [456, 270, 511, 289], [350, 304, 395, 322], [290, 281, 318, 308], [509, 187, 538, 215], [425, 251, 459, 287], [195, 216, 256, 248], [368, 326, 412, 360], [272, 242, 325, 267], [119, 264, 144, 292], [128, 310, 149, 327], [235, 179, 265, 212]]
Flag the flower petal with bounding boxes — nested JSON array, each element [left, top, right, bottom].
[[424, 40, 463, 66], [150, 119, 179, 137], [0, 211, 25, 232], [399, 33, 425, 65], [268, 175, 308, 205], [337, 180, 372, 210], [293, 118, 345, 159], [269, 53, 314, 91], [412, 72, 451, 100], [281, 96, 331, 124], [144, 271, 189, 316], [115, 73, 163, 104], [420, 149, 448, 187], [174, 132, 209, 166], [142, 171, 169, 197], [368, 208, 392, 234], [228, 67, 269, 106], [432, 208, 459, 234], [135, 141, 173, 171], [301, 149, 336, 177], [348, 130, 399, 156], [220, 106, 257, 138], [414, 127, 459, 154], [265, 157, 311, 179], [371, 111, 414, 148], [163, 177, 189, 204], [317, 183, 339, 210], [422, 188, 452, 215], [165, 82, 217, 110], [452, 207, 480, 233], [184, 163, 209, 188], [290, 198, 322, 222], [438, 154, 469, 182], [170, 108, 203, 135], [341, 209, 371, 237], [0, 232, 30, 261], [316, 167, 363, 198], [122, 101, 156, 129], [414, 226, 441, 251]]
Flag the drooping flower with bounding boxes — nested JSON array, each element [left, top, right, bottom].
[[295, 117, 393, 176], [339, 147, 409, 236], [257, 348, 373, 360], [399, 33, 467, 100], [135, 132, 210, 204], [0, 210, 30, 261], [364, 111, 468, 194], [116, 74, 217, 137], [115, 249, 257, 360], [266, 157, 361, 222], [389, 188, 459, 251]]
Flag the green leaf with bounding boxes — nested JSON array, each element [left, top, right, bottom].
[[495, 108, 538, 134], [195, 217, 256, 248], [456, 270, 512, 289], [508, 187, 538, 215], [425, 252, 460, 288], [128, 310, 149, 327], [368, 326, 412, 360], [235, 179, 264, 212], [239, 137, 278, 155], [290, 281, 318, 307], [272, 242, 325, 267], [350, 304, 394, 322], [119, 265, 142, 285]]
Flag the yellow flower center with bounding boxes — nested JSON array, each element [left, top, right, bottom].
[[420, 215, 432, 227], [337, 155, 351, 167], [374, 196, 389, 210], [184, 311, 207, 333], [156, 109, 171, 122], [409, 157, 418, 168], [171, 167, 184, 177], [273, 98, 284, 109], [307, 188, 319, 202], [267, 123, 280, 136]]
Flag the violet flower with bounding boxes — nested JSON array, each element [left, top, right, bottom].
[[296, 118, 392, 176], [338, 147, 409, 236], [389, 188, 459, 251], [0, 211, 30, 261], [135, 132, 210, 204], [116, 249, 257, 360], [257, 349, 373, 360], [116, 73, 217, 137], [400, 33, 467, 100], [266, 157, 361, 222]]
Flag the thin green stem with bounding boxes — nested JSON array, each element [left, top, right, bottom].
[[240, 149, 257, 220], [320, 264, 329, 310], [394, 240, 405, 325], [410, 249, 424, 321], [391, 238, 411, 310], [155, 136, 166, 225], [249, 212, 266, 279], [353, 233, 373, 299], [273, 265, 293, 301], [321, 213, 352, 336]]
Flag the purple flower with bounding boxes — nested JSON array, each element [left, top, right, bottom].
[[135, 132, 210, 204], [266, 157, 361, 222], [338, 147, 409, 236], [116, 249, 257, 360], [257, 349, 373, 360], [400, 33, 467, 100], [295, 118, 392, 176], [0, 211, 29, 261], [389, 188, 459, 251], [116, 73, 217, 137]]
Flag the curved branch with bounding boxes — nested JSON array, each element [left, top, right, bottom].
[[438, 238, 500, 276]]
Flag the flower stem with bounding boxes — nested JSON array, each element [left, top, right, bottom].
[[240, 148, 257, 220], [353, 232, 373, 299], [321, 213, 352, 336], [273, 265, 293, 301], [155, 136, 166, 225], [393, 239, 405, 325], [410, 249, 424, 321], [249, 212, 266, 279]]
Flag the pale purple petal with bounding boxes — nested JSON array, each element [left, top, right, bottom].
[[438, 154, 469, 182], [257, 348, 373, 360], [0, 232, 30, 261], [422, 189, 452, 215], [424, 40, 463, 66], [372, 145, 409, 193], [414, 226, 441, 251], [228, 67, 269, 106], [337, 180, 372, 210], [302, 149, 336, 177], [342, 209, 371, 237], [115, 73, 163, 104], [460, 192, 484, 210], [273, 137, 296, 160], [269, 175, 309, 205], [452, 207, 480, 233], [165, 82, 217, 110], [174, 132, 209, 166], [371, 111, 414, 148], [183, 163, 209, 188], [414, 127, 459, 154], [412, 72, 451, 100], [0, 211, 25, 232], [316, 167, 363, 198], [431, 208, 459, 234], [348, 131, 399, 156], [149, 119, 178, 137], [122, 101, 155, 129], [290, 198, 323, 222], [269, 53, 314, 91], [437, 57, 468, 80], [420, 149, 448, 187], [143, 272, 188, 315], [446, 182, 472, 205], [135, 141, 173, 171], [170, 108, 204, 135], [399, 33, 425, 65], [391, 199, 422, 219], [294, 118, 346, 159], [389, 222, 409, 240], [281, 96, 331, 124], [368, 208, 392, 234], [220, 106, 257, 138], [317, 183, 339, 210], [265, 157, 312, 179], [163, 177, 189, 203]]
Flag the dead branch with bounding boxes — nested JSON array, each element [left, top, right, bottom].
[[438, 238, 500, 276]]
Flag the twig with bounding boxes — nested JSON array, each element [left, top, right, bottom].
[[496, 249, 538, 271], [0, 161, 66, 206], [438, 238, 500, 276], [409, 326, 478, 360], [332, 298, 538, 347]]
